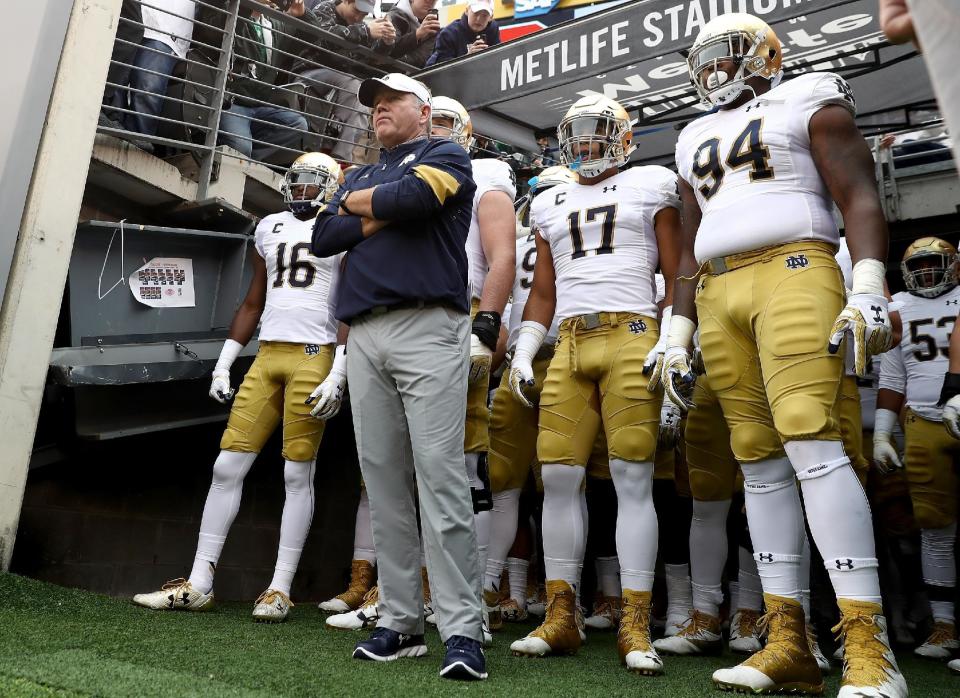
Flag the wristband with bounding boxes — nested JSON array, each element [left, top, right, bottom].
[[938, 372, 960, 406], [873, 408, 898, 437], [215, 339, 243, 372], [472, 311, 501, 352], [339, 191, 355, 216], [666, 314, 696, 350], [851, 259, 886, 296], [514, 321, 546, 363]]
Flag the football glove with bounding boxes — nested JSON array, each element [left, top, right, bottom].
[[872, 408, 903, 473], [469, 334, 493, 384], [209, 338, 243, 403], [509, 321, 546, 408], [642, 306, 672, 391], [306, 345, 347, 420], [827, 260, 892, 377], [662, 346, 697, 411], [938, 372, 960, 440], [657, 397, 683, 449]]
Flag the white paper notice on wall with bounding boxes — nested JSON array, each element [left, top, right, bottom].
[[129, 257, 195, 308]]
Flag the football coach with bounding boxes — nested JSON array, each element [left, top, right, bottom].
[[311, 74, 486, 680]]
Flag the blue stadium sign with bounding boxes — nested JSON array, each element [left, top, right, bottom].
[[515, 0, 562, 19]]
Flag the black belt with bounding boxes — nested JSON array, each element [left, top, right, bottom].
[[354, 299, 461, 320]]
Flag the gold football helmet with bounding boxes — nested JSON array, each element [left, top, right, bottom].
[[687, 13, 783, 107], [430, 96, 474, 150], [283, 152, 344, 214], [557, 95, 633, 178], [515, 165, 577, 227], [901, 236, 958, 298]]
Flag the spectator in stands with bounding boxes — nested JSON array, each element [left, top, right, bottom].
[[196, 0, 312, 163], [425, 0, 500, 67], [100, 1, 144, 131], [124, 0, 197, 139], [378, 0, 442, 69], [532, 128, 557, 167], [296, 0, 396, 163]]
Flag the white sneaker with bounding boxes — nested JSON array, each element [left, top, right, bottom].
[[132, 579, 213, 612], [728, 609, 763, 655], [252, 589, 292, 623], [327, 586, 379, 630]]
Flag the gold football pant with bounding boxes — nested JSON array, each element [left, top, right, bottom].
[[465, 299, 489, 453], [221, 341, 333, 461], [685, 379, 739, 502], [696, 242, 845, 463], [903, 409, 960, 529], [489, 352, 611, 493], [838, 375, 869, 484], [538, 312, 660, 465]]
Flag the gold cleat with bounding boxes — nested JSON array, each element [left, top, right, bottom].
[[834, 599, 907, 698], [253, 589, 293, 623], [618, 590, 664, 676], [653, 610, 723, 656], [484, 589, 503, 631], [914, 621, 959, 660], [500, 598, 528, 622], [729, 608, 764, 655], [510, 580, 582, 657], [713, 594, 824, 695], [318, 559, 375, 612], [585, 596, 623, 630]]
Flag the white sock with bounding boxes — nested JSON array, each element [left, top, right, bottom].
[[921, 523, 957, 624], [786, 440, 882, 604], [189, 450, 257, 594], [609, 459, 658, 592], [507, 557, 529, 608], [352, 488, 376, 564], [541, 464, 587, 590], [738, 546, 763, 611], [740, 457, 805, 601], [485, 489, 521, 592], [595, 556, 621, 598], [729, 581, 740, 613], [690, 499, 731, 616], [665, 563, 693, 621], [267, 459, 316, 596]]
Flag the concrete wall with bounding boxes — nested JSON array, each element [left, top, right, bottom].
[[11, 408, 361, 602]]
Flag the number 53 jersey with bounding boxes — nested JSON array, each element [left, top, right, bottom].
[[530, 165, 679, 322], [879, 288, 960, 421], [675, 72, 856, 264], [254, 211, 342, 345]]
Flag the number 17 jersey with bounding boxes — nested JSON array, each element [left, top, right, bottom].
[[675, 72, 856, 263], [530, 165, 679, 323], [254, 211, 341, 345]]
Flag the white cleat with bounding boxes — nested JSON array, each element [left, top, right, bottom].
[[729, 609, 764, 655], [252, 589, 292, 623], [808, 627, 831, 673], [624, 648, 664, 675], [948, 658, 960, 675], [653, 611, 722, 656], [132, 578, 213, 612], [425, 603, 437, 625], [326, 586, 379, 630], [318, 597, 350, 613], [510, 635, 551, 656], [664, 614, 687, 638], [712, 665, 780, 692], [914, 622, 959, 660], [584, 596, 621, 631]]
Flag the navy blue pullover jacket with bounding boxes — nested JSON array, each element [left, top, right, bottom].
[[424, 14, 500, 66], [311, 138, 476, 323]]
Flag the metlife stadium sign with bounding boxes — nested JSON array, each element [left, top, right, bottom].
[[515, 0, 562, 19]]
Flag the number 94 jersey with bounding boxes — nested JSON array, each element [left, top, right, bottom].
[[530, 165, 679, 322], [675, 72, 856, 264], [254, 211, 341, 345], [879, 288, 960, 421]]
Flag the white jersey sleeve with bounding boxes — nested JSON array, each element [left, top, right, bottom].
[[793, 72, 857, 141], [466, 159, 518, 301], [508, 231, 559, 349], [655, 273, 666, 305], [877, 342, 907, 395]]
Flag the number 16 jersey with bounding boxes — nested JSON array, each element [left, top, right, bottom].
[[675, 72, 856, 264], [254, 211, 341, 345], [530, 165, 679, 323]]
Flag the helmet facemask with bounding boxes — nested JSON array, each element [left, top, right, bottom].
[[558, 113, 629, 178], [282, 166, 336, 215], [902, 252, 959, 298], [689, 30, 779, 107], [431, 109, 474, 151]]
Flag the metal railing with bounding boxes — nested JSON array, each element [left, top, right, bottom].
[[97, 0, 539, 201]]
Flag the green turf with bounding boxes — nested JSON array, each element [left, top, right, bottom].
[[0, 573, 956, 697]]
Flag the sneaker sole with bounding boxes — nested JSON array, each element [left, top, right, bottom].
[[352, 645, 428, 662], [439, 660, 488, 680], [714, 680, 825, 695]]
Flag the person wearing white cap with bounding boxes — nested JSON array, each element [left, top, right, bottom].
[[294, 0, 397, 162], [312, 73, 488, 681], [425, 0, 500, 67]]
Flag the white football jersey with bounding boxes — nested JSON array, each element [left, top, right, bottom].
[[509, 230, 559, 350], [676, 72, 856, 263], [254, 211, 341, 345], [466, 158, 517, 300], [878, 287, 960, 421], [531, 166, 679, 322]]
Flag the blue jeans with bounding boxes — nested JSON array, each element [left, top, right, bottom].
[[219, 103, 307, 161], [125, 39, 179, 136]]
